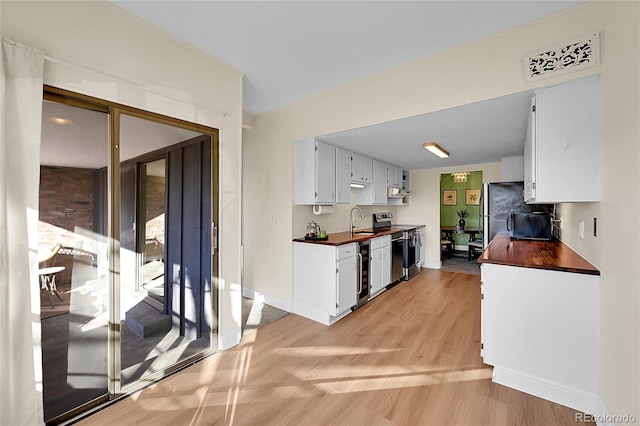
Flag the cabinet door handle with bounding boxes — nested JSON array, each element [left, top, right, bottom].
[[356, 253, 363, 294]]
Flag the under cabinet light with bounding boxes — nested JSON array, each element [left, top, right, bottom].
[[350, 183, 365, 188], [423, 142, 449, 158]]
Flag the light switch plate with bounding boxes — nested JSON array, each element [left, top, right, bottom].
[[579, 220, 585, 239]]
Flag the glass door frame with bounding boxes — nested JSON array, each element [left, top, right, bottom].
[[43, 86, 220, 419]]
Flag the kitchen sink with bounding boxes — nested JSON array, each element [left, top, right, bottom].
[[353, 231, 377, 235]]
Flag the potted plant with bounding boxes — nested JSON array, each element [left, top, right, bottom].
[[456, 208, 469, 230]]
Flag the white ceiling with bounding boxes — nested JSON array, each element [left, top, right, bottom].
[[113, 1, 583, 116], [51, 1, 584, 170]]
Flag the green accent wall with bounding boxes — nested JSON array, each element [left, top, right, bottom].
[[440, 171, 482, 246]]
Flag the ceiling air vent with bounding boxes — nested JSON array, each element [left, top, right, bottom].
[[524, 32, 600, 82]]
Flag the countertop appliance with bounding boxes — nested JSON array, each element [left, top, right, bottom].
[[508, 211, 553, 241], [482, 182, 555, 247]]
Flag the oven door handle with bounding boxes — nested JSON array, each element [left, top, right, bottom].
[[356, 252, 363, 294]]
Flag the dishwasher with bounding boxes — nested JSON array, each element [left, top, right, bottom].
[[390, 232, 404, 283], [373, 212, 405, 284]]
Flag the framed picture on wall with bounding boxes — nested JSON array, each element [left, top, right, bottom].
[[443, 190, 457, 206], [466, 189, 480, 205]]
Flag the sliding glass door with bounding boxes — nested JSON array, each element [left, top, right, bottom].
[[118, 113, 214, 386], [39, 89, 218, 423], [39, 99, 110, 421]]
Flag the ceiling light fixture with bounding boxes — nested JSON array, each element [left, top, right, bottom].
[[452, 172, 470, 183], [423, 142, 449, 158], [49, 116, 72, 125]]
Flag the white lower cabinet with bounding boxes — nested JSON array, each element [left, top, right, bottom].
[[370, 235, 391, 296], [480, 263, 599, 413], [293, 242, 358, 325]]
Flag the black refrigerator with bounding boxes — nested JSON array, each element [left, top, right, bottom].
[[481, 181, 555, 248]]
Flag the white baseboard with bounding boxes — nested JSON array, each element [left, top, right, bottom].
[[293, 302, 331, 325], [423, 261, 442, 269], [219, 327, 241, 350], [292, 301, 351, 326], [493, 367, 600, 416], [242, 287, 293, 313]]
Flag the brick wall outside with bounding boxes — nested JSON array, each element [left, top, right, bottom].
[[39, 166, 95, 285], [145, 175, 165, 241]]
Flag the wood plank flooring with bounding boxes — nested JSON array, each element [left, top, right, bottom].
[[79, 269, 592, 426]]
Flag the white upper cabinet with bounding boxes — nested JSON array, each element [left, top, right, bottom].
[[354, 159, 388, 205], [388, 165, 402, 188], [373, 160, 389, 204], [524, 75, 601, 203], [362, 156, 373, 184], [351, 153, 364, 184], [294, 138, 335, 205], [351, 153, 373, 185], [335, 148, 352, 204], [295, 139, 410, 206]]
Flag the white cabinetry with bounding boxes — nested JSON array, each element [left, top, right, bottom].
[[362, 156, 373, 184], [500, 156, 524, 182], [353, 159, 389, 205], [372, 160, 389, 204], [480, 263, 599, 412], [293, 242, 358, 325], [335, 148, 352, 204], [524, 75, 600, 203], [387, 165, 402, 189], [370, 235, 391, 296], [351, 153, 373, 185], [294, 138, 335, 205]]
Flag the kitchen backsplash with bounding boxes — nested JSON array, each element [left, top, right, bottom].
[[293, 202, 399, 238]]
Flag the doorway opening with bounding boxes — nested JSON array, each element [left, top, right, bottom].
[[139, 158, 166, 307], [439, 170, 482, 275]]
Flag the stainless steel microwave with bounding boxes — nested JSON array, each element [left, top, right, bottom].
[[507, 211, 553, 241]]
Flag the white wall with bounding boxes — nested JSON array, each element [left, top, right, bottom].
[[2, 2, 244, 348], [243, 2, 639, 419]]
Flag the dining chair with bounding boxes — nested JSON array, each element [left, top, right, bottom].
[[468, 234, 484, 261]]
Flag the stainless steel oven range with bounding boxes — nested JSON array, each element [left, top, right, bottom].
[[372, 212, 403, 284], [372, 213, 425, 282], [392, 225, 420, 280]]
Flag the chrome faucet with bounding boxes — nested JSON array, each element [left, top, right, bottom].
[[350, 206, 365, 236]]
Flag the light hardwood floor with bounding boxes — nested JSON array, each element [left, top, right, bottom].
[[80, 269, 592, 425]]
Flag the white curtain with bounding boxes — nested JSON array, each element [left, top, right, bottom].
[[0, 38, 45, 425]]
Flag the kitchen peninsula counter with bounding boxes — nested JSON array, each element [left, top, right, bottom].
[[478, 235, 599, 276], [293, 227, 405, 246], [479, 235, 600, 412]]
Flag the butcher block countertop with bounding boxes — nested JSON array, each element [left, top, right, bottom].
[[478, 235, 600, 276], [293, 227, 404, 246]]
